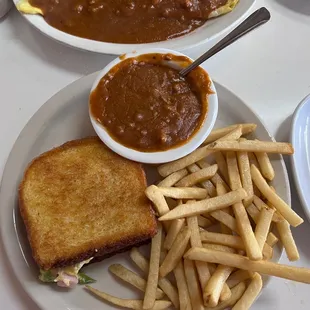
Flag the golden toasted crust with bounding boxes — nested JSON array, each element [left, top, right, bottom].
[[19, 137, 157, 270]]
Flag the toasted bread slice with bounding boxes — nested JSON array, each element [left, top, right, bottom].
[[19, 137, 157, 270]]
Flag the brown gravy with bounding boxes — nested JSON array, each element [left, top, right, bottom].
[[29, 0, 228, 44], [89, 53, 212, 152]]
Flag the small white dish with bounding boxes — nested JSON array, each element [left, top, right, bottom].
[[89, 48, 218, 164], [290, 93, 310, 222]]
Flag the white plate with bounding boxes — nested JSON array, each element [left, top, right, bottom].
[[291, 93, 310, 222], [13, 0, 255, 55], [0, 72, 289, 310]]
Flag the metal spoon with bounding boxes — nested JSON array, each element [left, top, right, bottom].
[[179, 7, 271, 77]]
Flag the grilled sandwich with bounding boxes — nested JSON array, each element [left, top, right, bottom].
[[19, 137, 157, 287]]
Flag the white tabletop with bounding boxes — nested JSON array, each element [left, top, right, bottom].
[[1, 1, 310, 309]]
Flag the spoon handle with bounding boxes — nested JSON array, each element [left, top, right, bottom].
[[180, 7, 271, 77]]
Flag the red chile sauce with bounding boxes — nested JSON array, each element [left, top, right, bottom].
[[29, 0, 228, 44], [90, 53, 212, 152]]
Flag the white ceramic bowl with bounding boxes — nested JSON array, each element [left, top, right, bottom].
[[89, 48, 218, 164]]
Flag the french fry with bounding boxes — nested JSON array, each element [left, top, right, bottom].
[[246, 204, 279, 248], [216, 183, 233, 234], [266, 233, 279, 247], [184, 248, 310, 284], [253, 195, 283, 223], [160, 249, 166, 265], [156, 278, 179, 309], [175, 165, 218, 187], [263, 243, 273, 260], [247, 150, 262, 198], [174, 261, 192, 310], [203, 123, 257, 145], [236, 150, 253, 207], [267, 188, 291, 231], [159, 188, 247, 221], [232, 273, 262, 310], [276, 220, 300, 261], [187, 216, 212, 291], [145, 186, 170, 231], [214, 152, 230, 184], [253, 183, 262, 198], [160, 229, 167, 263], [187, 216, 202, 247], [109, 264, 165, 299], [226, 151, 242, 189], [208, 139, 294, 155], [157, 169, 188, 187], [145, 185, 170, 216], [85, 286, 172, 310], [157, 187, 208, 199], [219, 284, 232, 302], [197, 215, 214, 228], [227, 270, 254, 288], [255, 151, 275, 181], [203, 243, 236, 253], [158, 238, 179, 308], [200, 231, 244, 250], [202, 213, 215, 221], [187, 164, 217, 197], [246, 203, 260, 222], [269, 185, 278, 194], [176, 199, 183, 205], [254, 208, 274, 251], [158, 126, 243, 177], [195, 207, 233, 304], [251, 165, 303, 227], [144, 224, 162, 309], [205, 282, 247, 310], [130, 249, 179, 308], [157, 146, 214, 178], [203, 265, 234, 307], [130, 248, 149, 273], [159, 227, 191, 277], [200, 231, 271, 259], [248, 152, 260, 168], [227, 151, 262, 260], [164, 219, 185, 250], [197, 159, 230, 191], [184, 259, 205, 310], [210, 210, 238, 232]]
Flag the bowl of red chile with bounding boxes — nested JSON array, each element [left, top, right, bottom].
[[89, 48, 218, 164]]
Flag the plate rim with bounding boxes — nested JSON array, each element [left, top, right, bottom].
[[12, 0, 256, 55], [290, 93, 310, 222], [0, 72, 289, 310]]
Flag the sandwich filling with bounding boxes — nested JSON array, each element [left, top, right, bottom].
[[39, 258, 95, 288]]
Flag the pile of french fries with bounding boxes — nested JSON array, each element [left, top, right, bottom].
[[86, 123, 310, 310]]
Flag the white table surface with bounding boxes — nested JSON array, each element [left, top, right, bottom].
[[1, 1, 310, 309]]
